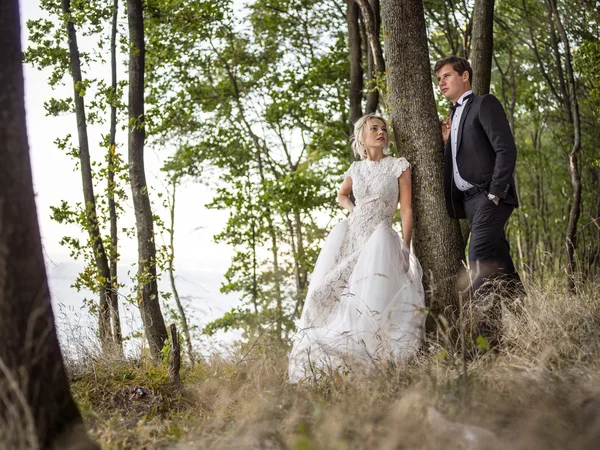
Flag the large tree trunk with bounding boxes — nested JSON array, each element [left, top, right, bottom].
[[347, 0, 363, 128], [108, 0, 123, 353], [470, 0, 494, 96], [61, 0, 114, 351], [128, 0, 168, 360], [0, 1, 98, 447], [381, 0, 463, 317], [548, 0, 582, 292]]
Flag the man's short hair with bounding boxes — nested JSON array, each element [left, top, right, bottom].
[[434, 56, 473, 83]]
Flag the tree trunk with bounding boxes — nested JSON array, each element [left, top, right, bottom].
[[247, 176, 260, 314], [294, 210, 308, 294], [0, 2, 98, 447], [218, 41, 284, 338], [286, 210, 308, 319], [461, 0, 495, 250], [168, 324, 181, 388], [549, 0, 582, 292], [470, 0, 494, 96], [381, 0, 463, 317], [167, 178, 195, 366], [347, 0, 363, 127], [357, 0, 383, 113], [128, 0, 168, 360], [61, 0, 113, 351], [108, 0, 122, 353]]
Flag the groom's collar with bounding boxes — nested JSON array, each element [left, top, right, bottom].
[[455, 90, 473, 107]]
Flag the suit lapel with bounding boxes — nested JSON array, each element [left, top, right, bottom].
[[456, 96, 474, 153]]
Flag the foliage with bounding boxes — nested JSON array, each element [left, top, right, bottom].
[[25, 0, 132, 322], [145, 0, 350, 340], [25, 0, 599, 346]]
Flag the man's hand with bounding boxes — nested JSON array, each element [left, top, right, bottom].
[[487, 193, 500, 206], [441, 118, 451, 145]]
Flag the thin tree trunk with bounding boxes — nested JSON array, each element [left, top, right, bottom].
[[591, 168, 600, 277], [549, 0, 582, 292], [215, 34, 284, 337], [381, 0, 463, 317], [61, 0, 113, 350], [108, 0, 122, 353], [128, 0, 168, 360], [0, 2, 98, 446], [347, 0, 363, 128], [470, 0, 494, 96], [547, 4, 571, 120], [167, 178, 195, 366], [294, 210, 308, 293], [459, 0, 495, 251], [284, 213, 302, 297], [256, 164, 283, 339], [356, 0, 384, 75], [246, 176, 259, 314], [168, 324, 181, 388], [356, 0, 383, 113]]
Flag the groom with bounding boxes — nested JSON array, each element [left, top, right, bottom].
[[435, 56, 523, 306]]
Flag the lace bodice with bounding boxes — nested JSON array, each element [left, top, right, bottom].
[[344, 156, 410, 253], [299, 156, 411, 329]]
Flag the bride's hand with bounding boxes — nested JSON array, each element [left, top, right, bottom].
[[401, 246, 410, 272]]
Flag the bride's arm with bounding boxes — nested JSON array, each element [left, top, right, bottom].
[[398, 169, 413, 246], [337, 176, 355, 214]]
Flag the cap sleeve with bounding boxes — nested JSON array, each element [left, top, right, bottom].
[[394, 157, 410, 178], [344, 162, 356, 179]]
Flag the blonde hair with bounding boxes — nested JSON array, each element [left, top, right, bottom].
[[351, 114, 392, 160]]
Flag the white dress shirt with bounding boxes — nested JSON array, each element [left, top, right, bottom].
[[451, 90, 474, 191]]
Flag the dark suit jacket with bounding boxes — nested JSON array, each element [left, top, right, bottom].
[[443, 93, 518, 219]]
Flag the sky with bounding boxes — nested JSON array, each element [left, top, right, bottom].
[[19, 0, 242, 356]]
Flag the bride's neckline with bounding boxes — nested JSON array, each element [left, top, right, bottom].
[[365, 156, 390, 164]]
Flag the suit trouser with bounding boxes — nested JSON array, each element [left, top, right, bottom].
[[463, 191, 521, 301]]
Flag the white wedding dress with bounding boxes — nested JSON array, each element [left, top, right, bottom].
[[288, 156, 425, 383]]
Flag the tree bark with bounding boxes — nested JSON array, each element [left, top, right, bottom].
[[355, 0, 384, 75], [168, 324, 181, 388], [381, 0, 463, 317], [460, 0, 495, 249], [356, 0, 384, 113], [0, 1, 98, 447], [294, 210, 308, 294], [548, 0, 582, 292], [470, 0, 495, 96], [128, 0, 168, 360], [61, 0, 113, 351], [108, 0, 122, 353], [347, 0, 363, 127], [167, 178, 195, 366]]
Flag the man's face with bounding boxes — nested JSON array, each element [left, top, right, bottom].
[[436, 64, 470, 103]]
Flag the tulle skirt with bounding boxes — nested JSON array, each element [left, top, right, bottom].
[[288, 220, 426, 383]]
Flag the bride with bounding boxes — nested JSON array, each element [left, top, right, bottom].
[[288, 114, 426, 382]]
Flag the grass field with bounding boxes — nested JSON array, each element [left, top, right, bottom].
[[68, 278, 600, 449]]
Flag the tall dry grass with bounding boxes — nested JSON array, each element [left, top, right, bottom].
[[62, 278, 600, 449]]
